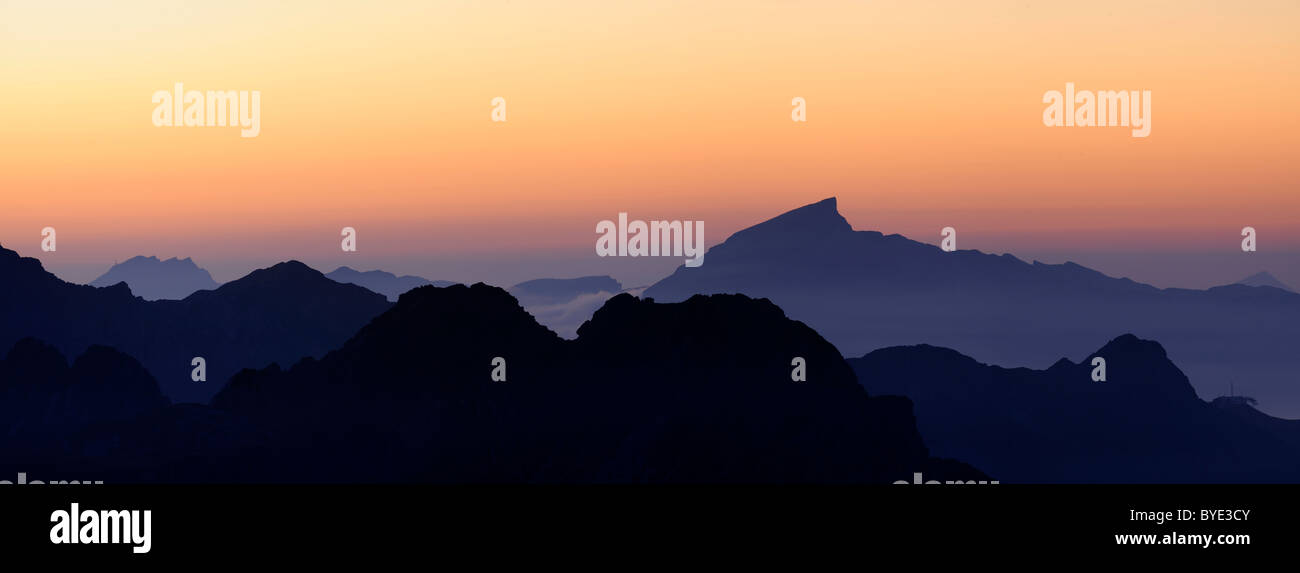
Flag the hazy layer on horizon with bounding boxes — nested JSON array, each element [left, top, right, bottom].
[[2, 1, 1297, 293], [26, 235, 1300, 295]]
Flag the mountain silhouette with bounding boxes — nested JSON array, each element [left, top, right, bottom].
[[0, 339, 168, 466], [850, 335, 1300, 483], [0, 287, 987, 483], [0, 245, 392, 404], [206, 284, 983, 483], [644, 197, 1300, 417], [508, 275, 625, 338], [0, 339, 270, 482], [88, 255, 220, 300], [1231, 271, 1294, 293], [325, 266, 456, 301]]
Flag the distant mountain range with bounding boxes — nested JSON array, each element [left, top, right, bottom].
[[324, 266, 456, 301], [0, 286, 985, 483], [0, 245, 391, 404], [508, 275, 625, 338], [645, 197, 1300, 418], [509, 275, 623, 304], [850, 335, 1300, 483], [1232, 271, 1294, 292], [82, 259, 461, 303], [5, 237, 1298, 483], [88, 255, 220, 300]]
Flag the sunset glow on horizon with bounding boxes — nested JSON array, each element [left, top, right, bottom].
[[2, 0, 1297, 287]]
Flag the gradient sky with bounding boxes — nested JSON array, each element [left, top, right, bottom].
[[1, 0, 1297, 289]]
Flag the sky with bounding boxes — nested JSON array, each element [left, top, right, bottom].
[[1, 0, 1296, 289]]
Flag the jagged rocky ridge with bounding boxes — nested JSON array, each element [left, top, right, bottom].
[[0, 245, 392, 404], [0, 284, 983, 483], [851, 335, 1300, 483]]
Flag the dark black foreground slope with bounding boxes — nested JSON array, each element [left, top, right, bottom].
[[0, 284, 982, 483]]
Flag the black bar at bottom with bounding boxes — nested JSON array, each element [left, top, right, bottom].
[[0, 484, 1282, 561]]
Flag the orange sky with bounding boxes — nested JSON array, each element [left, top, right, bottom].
[[1, 0, 1297, 287]]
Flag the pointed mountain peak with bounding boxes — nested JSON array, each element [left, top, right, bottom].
[[1093, 333, 1154, 354], [263, 260, 319, 276], [1046, 357, 1075, 372], [748, 197, 851, 233], [719, 197, 854, 248], [1234, 271, 1294, 292], [803, 196, 839, 212], [209, 261, 342, 297], [237, 260, 320, 281], [1086, 334, 1196, 399], [1090, 333, 1173, 366]]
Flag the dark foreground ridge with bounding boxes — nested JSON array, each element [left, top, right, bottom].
[[851, 335, 1300, 483], [0, 245, 392, 404], [0, 284, 983, 483]]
